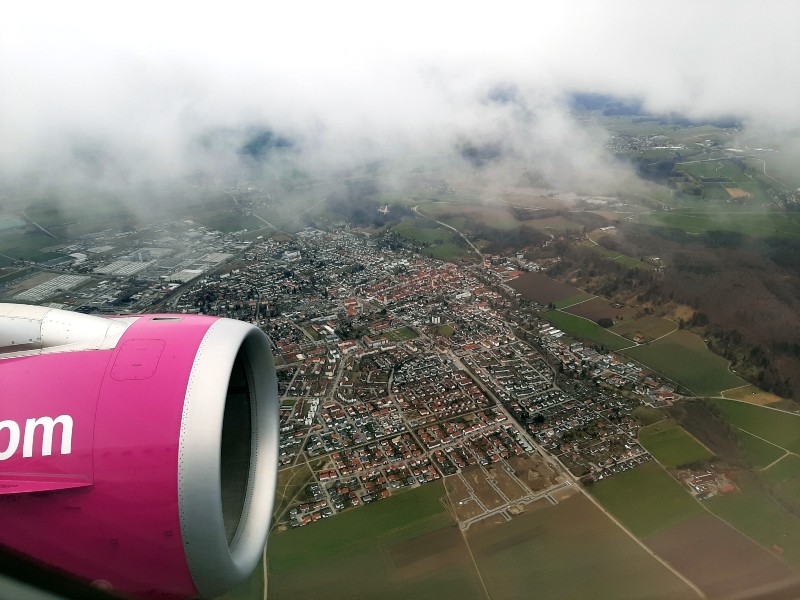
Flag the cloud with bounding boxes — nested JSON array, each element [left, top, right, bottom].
[[1, 0, 798, 203]]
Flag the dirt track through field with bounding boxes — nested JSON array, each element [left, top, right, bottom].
[[646, 514, 800, 598]]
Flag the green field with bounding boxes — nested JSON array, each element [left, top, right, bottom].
[[524, 215, 584, 232], [589, 462, 704, 538], [706, 473, 800, 571], [612, 316, 677, 342], [736, 428, 786, 469], [267, 482, 485, 600], [579, 240, 653, 269], [633, 406, 666, 426], [394, 222, 456, 243], [219, 553, 265, 600], [272, 464, 315, 523], [425, 243, 467, 260], [622, 330, 745, 395], [0, 230, 64, 262], [418, 204, 519, 231], [544, 310, 631, 351], [601, 115, 682, 137], [638, 420, 714, 468], [676, 160, 748, 182], [467, 494, 698, 600], [436, 324, 455, 337], [380, 326, 419, 341], [635, 210, 800, 239], [553, 292, 595, 309], [763, 455, 800, 509], [419, 203, 586, 233], [710, 399, 800, 454]]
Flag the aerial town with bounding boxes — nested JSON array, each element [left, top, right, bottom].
[[0, 215, 681, 530]]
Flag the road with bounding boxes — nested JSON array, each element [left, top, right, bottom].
[[19, 211, 56, 238], [412, 205, 484, 259]]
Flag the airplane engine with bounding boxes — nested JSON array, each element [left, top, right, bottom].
[[0, 303, 278, 599]]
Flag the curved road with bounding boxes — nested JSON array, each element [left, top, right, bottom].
[[412, 205, 484, 259]]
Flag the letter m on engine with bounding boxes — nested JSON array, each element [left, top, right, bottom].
[[23, 415, 74, 458]]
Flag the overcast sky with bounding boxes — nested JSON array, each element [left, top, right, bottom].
[[1, 1, 798, 199]]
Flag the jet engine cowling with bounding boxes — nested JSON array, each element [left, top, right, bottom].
[[0, 303, 278, 599]]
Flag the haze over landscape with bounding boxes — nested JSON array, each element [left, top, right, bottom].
[[3, 2, 800, 600], [2, 1, 799, 203]]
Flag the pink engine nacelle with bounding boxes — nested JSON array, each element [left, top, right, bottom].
[[0, 303, 279, 599]]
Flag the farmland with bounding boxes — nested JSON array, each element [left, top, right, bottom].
[[634, 209, 800, 239], [564, 296, 637, 322], [466, 494, 699, 600], [418, 204, 519, 231], [0, 230, 63, 262], [633, 406, 667, 426], [267, 482, 486, 600], [553, 292, 594, 309], [195, 210, 260, 233], [721, 384, 783, 406], [588, 462, 703, 538], [612, 316, 677, 342], [579, 239, 654, 270], [763, 455, 800, 509], [622, 330, 745, 395], [508, 271, 585, 305], [645, 513, 800, 598], [672, 159, 773, 204], [709, 399, 800, 454], [706, 472, 800, 571], [543, 310, 632, 351], [418, 203, 586, 233], [424, 243, 468, 260], [736, 428, 785, 469], [638, 420, 714, 468], [675, 159, 750, 183], [394, 222, 456, 244]]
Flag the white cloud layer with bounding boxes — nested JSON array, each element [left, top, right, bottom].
[[1, 0, 798, 198]]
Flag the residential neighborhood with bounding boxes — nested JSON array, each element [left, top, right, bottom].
[[0, 219, 686, 529]]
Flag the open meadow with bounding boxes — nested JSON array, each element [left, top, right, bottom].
[[588, 462, 703, 538], [466, 494, 699, 600], [710, 399, 800, 454], [272, 464, 314, 523], [737, 428, 786, 469], [612, 316, 677, 342], [508, 271, 585, 305], [425, 243, 468, 260], [721, 384, 784, 406], [706, 472, 800, 572], [762, 455, 800, 511], [589, 462, 800, 598], [543, 310, 631, 351], [379, 326, 419, 341], [394, 221, 456, 244], [638, 420, 714, 468], [635, 209, 800, 239], [564, 296, 637, 322], [622, 330, 745, 395], [645, 513, 800, 598], [552, 292, 594, 309], [418, 203, 587, 233], [579, 238, 654, 270], [267, 482, 486, 600]]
